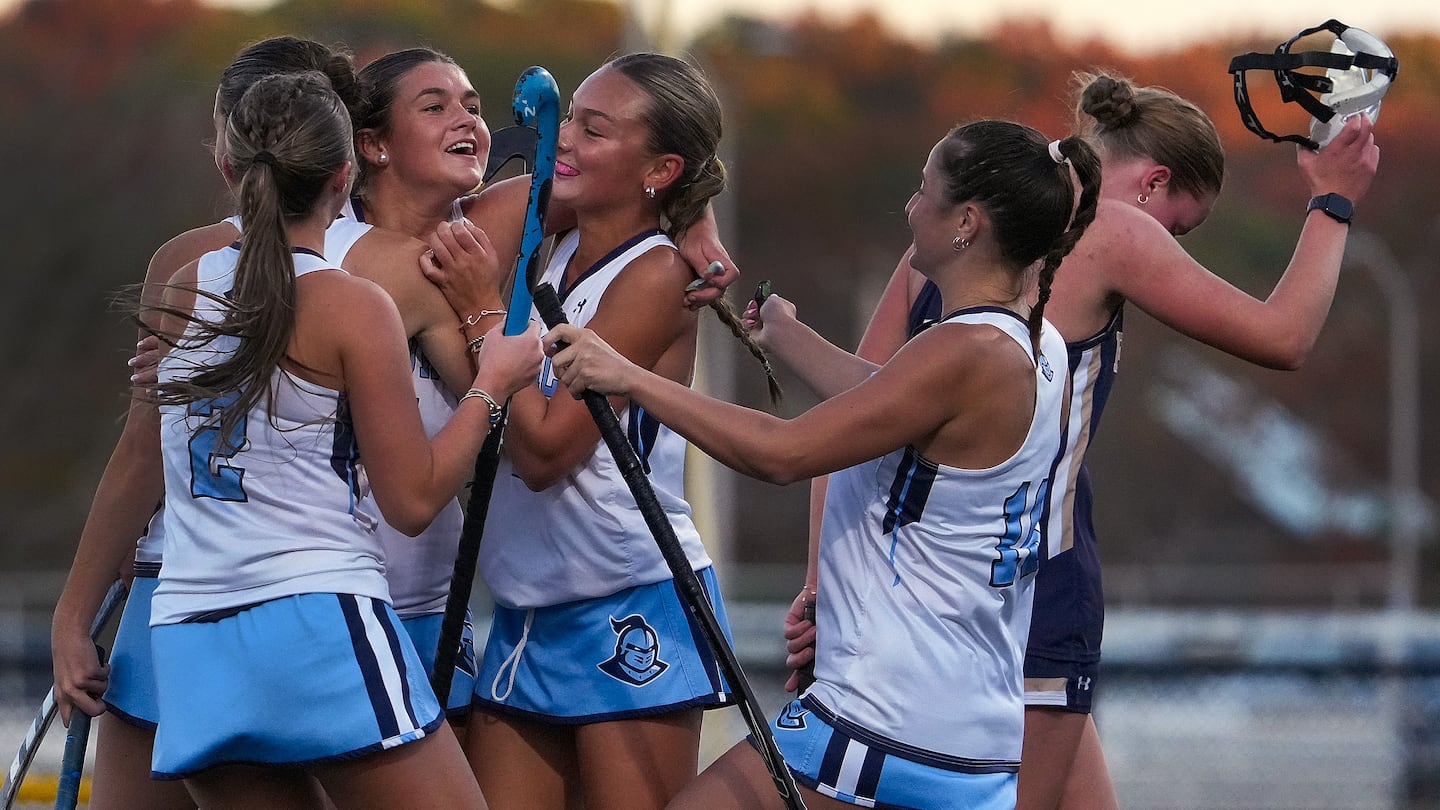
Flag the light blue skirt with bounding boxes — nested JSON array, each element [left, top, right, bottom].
[[103, 572, 160, 728], [474, 567, 733, 723], [150, 593, 441, 779]]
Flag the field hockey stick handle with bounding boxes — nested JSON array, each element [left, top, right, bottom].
[[433, 65, 559, 699], [53, 715, 89, 810]]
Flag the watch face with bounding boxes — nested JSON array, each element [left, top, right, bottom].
[[1311, 193, 1352, 222]]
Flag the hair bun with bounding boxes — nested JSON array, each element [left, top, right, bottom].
[[322, 54, 362, 114], [1081, 75, 1139, 127]]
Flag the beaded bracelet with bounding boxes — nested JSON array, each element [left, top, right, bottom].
[[467, 335, 485, 354]]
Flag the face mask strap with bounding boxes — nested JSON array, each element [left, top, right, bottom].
[[1227, 19, 1398, 150]]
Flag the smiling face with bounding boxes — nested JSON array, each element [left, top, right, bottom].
[[367, 60, 489, 198], [552, 65, 667, 212]]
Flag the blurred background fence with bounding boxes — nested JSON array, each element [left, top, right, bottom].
[[7, 568, 1440, 809]]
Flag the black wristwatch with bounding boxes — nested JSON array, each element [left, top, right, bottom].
[[1307, 193, 1353, 225]]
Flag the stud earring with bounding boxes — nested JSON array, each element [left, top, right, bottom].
[[378, 153, 389, 165], [952, 236, 970, 252], [644, 186, 656, 199]]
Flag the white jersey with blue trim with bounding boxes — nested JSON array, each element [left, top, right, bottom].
[[151, 245, 388, 626], [339, 194, 466, 616], [479, 229, 713, 609], [804, 307, 1065, 768]]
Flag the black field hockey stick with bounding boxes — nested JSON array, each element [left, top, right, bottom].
[[2, 579, 127, 810], [533, 283, 807, 810], [431, 66, 559, 703], [53, 643, 104, 810]]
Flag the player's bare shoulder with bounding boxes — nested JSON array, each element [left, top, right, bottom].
[[146, 221, 239, 285]]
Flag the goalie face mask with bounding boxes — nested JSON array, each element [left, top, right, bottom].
[[1227, 19, 1398, 150]]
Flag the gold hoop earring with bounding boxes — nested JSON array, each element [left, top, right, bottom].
[[1137, 193, 1149, 205], [952, 236, 970, 252]]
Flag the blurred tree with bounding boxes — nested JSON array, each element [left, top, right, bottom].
[[0, 0, 1433, 609]]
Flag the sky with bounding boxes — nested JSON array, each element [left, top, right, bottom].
[[178, 0, 1440, 54]]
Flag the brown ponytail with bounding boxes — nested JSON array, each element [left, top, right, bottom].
[[152, 72, 353, 443]]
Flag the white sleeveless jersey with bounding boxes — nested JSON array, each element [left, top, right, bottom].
[[151, 246, 388, 625], [161, 202, 464, 616], [480, 229, 713, 609], [804, 307, 1065, 768], [338, 195, 465, 616], [133, 216, 245, 569]]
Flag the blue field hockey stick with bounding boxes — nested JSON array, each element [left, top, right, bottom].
[[2, 580, 127, 810], [431, 66, 560, 704], [533, 283, 808, 810]]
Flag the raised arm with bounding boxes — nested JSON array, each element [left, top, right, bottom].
[[1103, 115, 1379, 370], [742, 294, 879, 400], [546, 320, 974, 485]]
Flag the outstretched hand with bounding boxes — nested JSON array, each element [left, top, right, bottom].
[[1298, 113, 1380, 203], [740, 294, 796, 354], [544, 323, 639, 398]]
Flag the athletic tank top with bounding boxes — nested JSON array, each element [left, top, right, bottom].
[[805, 307, 1065, 768], [479, 229, 713, 609], [911, 280, 1121, 665], [151, 246, 388, 625]]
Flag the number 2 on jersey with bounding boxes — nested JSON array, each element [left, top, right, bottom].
[[188, 394, 249, 501]]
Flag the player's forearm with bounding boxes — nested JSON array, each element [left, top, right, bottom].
[[54, 426, 161, 633], [763, 313, 877, 400]]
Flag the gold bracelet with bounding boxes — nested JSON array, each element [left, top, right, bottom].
[[461, 387, 503, 426], [459, 309, 508, 331], [467, 335, 485, 354]]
